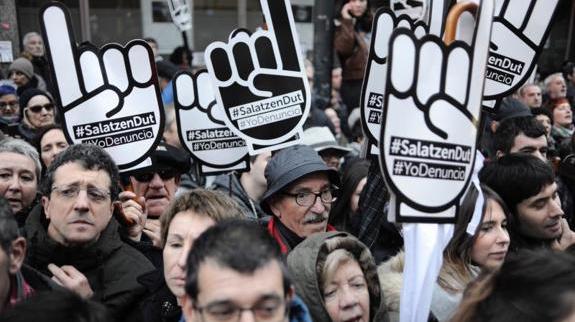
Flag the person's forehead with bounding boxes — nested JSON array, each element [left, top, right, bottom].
[[287, 172, 330, 191], [526, 86, 540, 94], [0, 152, 36, 170], [513, 133, 547, 148], [197, 259, 284, 302], [53, 161, 111, 185], [0, 94, 17, 101], [27, 95, 50, 106], [525, 182, 557, 203]]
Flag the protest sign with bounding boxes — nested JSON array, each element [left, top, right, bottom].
[[167, 0, 192, 31], [40, 2, 164, 171], [360, 1, 445, 155], [378, 0, 493, 223], [174, 70, 250, 175], [204, 0, 310, 155], [482, 0, 559, 111]]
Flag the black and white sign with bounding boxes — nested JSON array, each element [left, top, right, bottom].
[[167, 0, 192, 31], [204, 0, 311, 155], [379, 0, 494, 222], [40, 3, 165, 170], [482, 0, 559, 111], [174, 70, 250, 175], [360, 1, 445, 156]]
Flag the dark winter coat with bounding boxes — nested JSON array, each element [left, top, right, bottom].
[[24, 204, 155, 322]]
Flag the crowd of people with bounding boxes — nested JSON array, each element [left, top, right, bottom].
[[1, 1, 575, 322]]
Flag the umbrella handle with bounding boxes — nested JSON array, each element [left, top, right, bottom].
[[444, 1, 479, 45]]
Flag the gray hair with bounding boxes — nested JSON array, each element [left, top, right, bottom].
[[544, 73, 564, 90], [0, 137, 41, 182], [22, 32, 42, 46]]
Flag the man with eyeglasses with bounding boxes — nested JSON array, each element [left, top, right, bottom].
[[120, 141, 191, 265], [182, 220, 312, 322], [23, 144, 155, 321], [261, 145, 340, 254]]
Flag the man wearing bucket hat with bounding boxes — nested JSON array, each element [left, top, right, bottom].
[[261, 145, 340, 254]]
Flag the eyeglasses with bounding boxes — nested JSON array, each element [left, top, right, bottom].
[[51, 184, 111, 203], [282, 187, 339, 207], [193, 296, 287, 322], [26, 103, 55, 113], [133, 168, 177, 182], [0, 101, 19, 112]]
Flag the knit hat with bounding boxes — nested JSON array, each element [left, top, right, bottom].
[[0, 84, 16, 97], [19, 88, 52, 109], [8, 58, 34, 79], [261, 145, 340, 213]]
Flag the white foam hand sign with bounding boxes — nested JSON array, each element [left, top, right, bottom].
[[361, 1, 446, 155], [379, 1, 494, 221], [482, 0, 559, 105], [41, 3, 164, 170], [204, 0, 310, 154], [174, 70, 250, 175]]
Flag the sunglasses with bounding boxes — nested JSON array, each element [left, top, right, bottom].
[[27, 103, 55, 113], [133, 168, 178, 182]]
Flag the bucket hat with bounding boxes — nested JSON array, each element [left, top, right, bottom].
[[261, 144, 340, 213]]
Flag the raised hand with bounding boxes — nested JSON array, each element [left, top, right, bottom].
[[379, 0, 494, 221], [174, 70, 250, 174], [483, 0, 559, 106], [48, 264, 94, 299], [40, 3, 164, 170], [204, 0, 310, 154]]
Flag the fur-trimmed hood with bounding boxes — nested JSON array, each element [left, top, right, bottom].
[[287, 231, 389, 322]]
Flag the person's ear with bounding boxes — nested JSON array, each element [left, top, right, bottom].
[[175, 174, 181, 186], [42, 195, 51, 219], [495, 150, 505, 159], [286, 285, 295, 302], [269, 197, 282, 218], [181, 295, 196, 322], [8, 237, 27, 274]]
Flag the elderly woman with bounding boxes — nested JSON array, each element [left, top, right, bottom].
[[17, 89, 56, 143], [287, 231, 389, 322], [0, 137, 41, 226], [139, 189, 245, 322], [549, 98, 574, 148]]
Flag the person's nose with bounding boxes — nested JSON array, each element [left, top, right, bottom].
[[74, 189, 90, 211], [177, 239, 191, 269], [238, 310, 257, 322], [496, 226, 510, 246], [7, 175, 22, 192], [550, 196, 564, 219], [149, 173, 164, 188], [339, 286, 359, 310], [310, 194, 327, 213]]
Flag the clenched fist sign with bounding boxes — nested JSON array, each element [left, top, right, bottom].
[[204, 0, 310, 154]]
